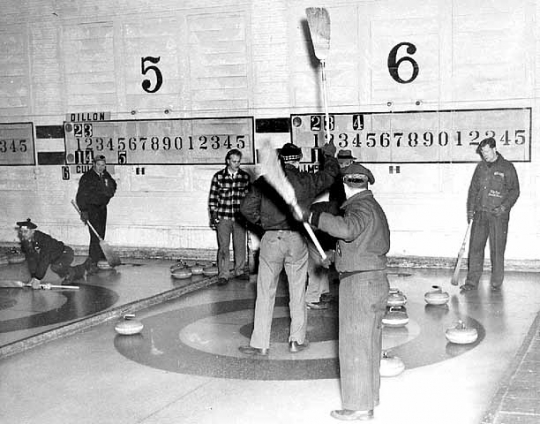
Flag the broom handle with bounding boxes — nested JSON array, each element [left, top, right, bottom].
[[321, 60, 331, 146], [71, 200, 103, 241]]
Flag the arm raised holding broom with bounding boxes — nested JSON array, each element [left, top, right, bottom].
[[241, 141, 339, 258]]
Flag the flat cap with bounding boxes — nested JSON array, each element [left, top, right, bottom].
[[342, 162, 375, 184], [16, 218, 37, 229], [279, 143, 302, 162]]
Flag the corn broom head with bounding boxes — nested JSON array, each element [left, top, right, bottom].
[[258, 141, 297, 206], [306, 7, 331, 61]]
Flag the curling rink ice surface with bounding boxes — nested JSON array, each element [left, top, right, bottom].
[[0, 259, 539, 424]]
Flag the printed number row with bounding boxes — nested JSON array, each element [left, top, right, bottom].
[[0, 139, 29, 154], [313, 130, 527, 148], [74, 135, 248, 152]]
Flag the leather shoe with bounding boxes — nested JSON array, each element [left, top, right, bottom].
[[289, 340, 309, 353], [321, 293, 336, 303], [238, 345, 269, 356], [459, 283, 477, 292], [306, 301, 328, 310], [235, 273, 250, 280], [330, 409, 374, 421], [217, 278, 228, 286], [491, 285, 501, 291]]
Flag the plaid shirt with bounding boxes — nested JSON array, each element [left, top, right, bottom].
[[208, 167, 251, 219]]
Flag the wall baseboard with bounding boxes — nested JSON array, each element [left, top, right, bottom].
[[2, 242, 539, 272]]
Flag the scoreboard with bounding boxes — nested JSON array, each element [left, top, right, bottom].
[[291, 108, 531, 163], [64, 116, 255, 165]]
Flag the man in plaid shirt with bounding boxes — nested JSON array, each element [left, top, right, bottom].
[[208, 149, 251, 286]]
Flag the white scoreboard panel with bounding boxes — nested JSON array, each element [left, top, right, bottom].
[[63, 117, 255, 165], [0, 122, 35, 166], [291, 108, 531, 163]]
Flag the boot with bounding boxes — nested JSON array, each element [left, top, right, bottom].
[[62, 267, 76, 285]]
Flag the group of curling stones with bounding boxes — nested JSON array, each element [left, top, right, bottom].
[[169, 260, 218, 280], [380, 283, 478, 377], [114, 259, 220, 335]]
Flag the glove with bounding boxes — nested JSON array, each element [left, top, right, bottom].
[[80, 211, 89, 224], [321, 250, 335, 268], [292, 205, 310, 222], [29, 277, 41, 290], [492, 205, 507, 216], [467, 210, 475, 223], [321, 142, 336, 158], [210, 211, 219, 227], [309, 208, 323, 227]]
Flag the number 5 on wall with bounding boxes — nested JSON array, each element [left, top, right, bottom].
[[141, 56, 163, 93]]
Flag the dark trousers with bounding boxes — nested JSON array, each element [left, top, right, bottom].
[[466, 210, 509, 287], [338, 270, 389, 411], [50, 246, 75, 277], [216, 218, 246, 279], [87, 204, 108, 263]]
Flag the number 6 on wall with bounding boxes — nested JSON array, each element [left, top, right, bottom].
[[141, 56, 163, 93], [388, 42, 419, 84]]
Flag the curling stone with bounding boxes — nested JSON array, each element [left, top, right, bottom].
[[190, 263, 204, 275], [114, 315, 144, 335], [171, 267, 193, 280], [170, 261, 186, 272], [445, 320, 478, 344], [382, 306, 409, 327], [424, 285, 450, 305], [387, 288, 407, 307], [203, 264, 219, 277], [8, 252, 25, 264], [97, 260, 112, 270], [380, 351, 405, 377], [0, 255, 9, 266]]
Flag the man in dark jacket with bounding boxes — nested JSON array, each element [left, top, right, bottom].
[[460, 137, 520, 292], [17, 219, 86, 288], [76, 155, 117, 273], [308, 162, 390, 421], [238, 142, 339, 355]]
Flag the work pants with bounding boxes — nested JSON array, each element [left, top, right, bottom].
[[216, 218, 246, 280], [338, 270, 389, 411], [50, 246, 75, 278], [87, 204, 108, 264], [250, 230, 308, 349], [466, 210, 509, 288], [305, 239, 330, 303]]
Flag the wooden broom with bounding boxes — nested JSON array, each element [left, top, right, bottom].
[[71, 200, 122, 267], [450, 220, 473, 286], [306, 7, 332, 145]]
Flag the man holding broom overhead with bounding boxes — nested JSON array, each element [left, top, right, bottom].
[[238, 142, 339, 356], [76, 155, 117, 274]]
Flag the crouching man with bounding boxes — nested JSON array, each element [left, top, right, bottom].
[[17, 219, 86, 288]]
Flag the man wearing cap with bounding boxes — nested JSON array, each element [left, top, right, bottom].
[[460, 137, 520, 292], [17, 219, 86, 288], [308, 162, 390, 421], [76, 155, 117, 274], [305, 149, 357, 309], [238, 142, 339, 355]]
